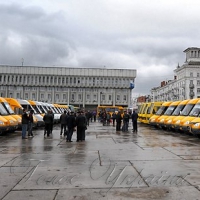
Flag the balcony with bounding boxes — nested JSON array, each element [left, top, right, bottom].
[[190, 91, 195, 96], [189, 83, 194, 89]]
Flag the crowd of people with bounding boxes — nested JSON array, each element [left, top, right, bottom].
[[21, 108, 93, 142], [98, 110, 138, 133], [21, 108, 138, 141]]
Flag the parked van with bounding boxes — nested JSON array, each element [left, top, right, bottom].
[[0, 115, 10, 134], [190, 117, 200, 135], [140, 103, 149, 123], [138, 103, 146, 122], [149, 102, 172, 127], [172, 98, 200, 131], [43, 102, 60, 123], [164, 99, 191, 130], [179, 99, 200, 132], [34, 101, 46, 117], [145, 102, 163, 124], [16, 99, 38, 127], [141, 103, 151, 124], [1, 97, 22, 128], [156, 101, 181, 129], [28, 100, 45, 126], [0, 97, 18, 132]]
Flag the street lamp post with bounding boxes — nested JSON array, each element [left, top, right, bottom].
[[21, 58, 24, 66]]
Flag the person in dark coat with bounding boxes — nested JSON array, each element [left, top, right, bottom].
[[28, 109, 34, 137], [116, 111, 122, 131], [66, 111, 76, 142], [49, 110, 54, 134], [76, 111, 87, 142], [122, 111, 129, 132], [43, 110, 54, 137], [112, 112, 116, 127], [85, 110, 92, 126], [131, 110, 138, 133], [21, 108, 29, 139], [60, 110, 68, 136]]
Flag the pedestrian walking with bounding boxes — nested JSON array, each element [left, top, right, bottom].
[[28, 109, 34, 137], [76, 111, 87, 142], [66, 111, 76, 142], [60, 110, 68, 136], [132, 110, 138, 133], [43, 110, 54, 137], [21, 108, 29, 139], [116, 111, 122, 131]]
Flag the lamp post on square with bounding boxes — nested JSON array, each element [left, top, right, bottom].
[[21, 58, 24, 66]]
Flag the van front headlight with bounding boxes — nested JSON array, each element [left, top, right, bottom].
[[18, 118, 21, 123], [167, 119, 172, 123], [176, 120, 180, 124], [150, 119, 155, 122], [185, 121, 190, 125], [0, 121, 4, 125], [194, 123, 200, 127], [160, 119, 164, 123], [9, 120, 14, 124]]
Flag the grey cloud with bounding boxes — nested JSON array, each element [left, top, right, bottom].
[[1, 1, 200, 95]]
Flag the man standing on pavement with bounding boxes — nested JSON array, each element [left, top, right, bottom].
[[122, 110, 129, 132], [116, 111, 122, 131], [43, 110, 54, 137], [112, 112, 117, 127], [76, 111, 87, 142], [28, 109, 34, 137], [60, 110, 68, 136], [66, 111, 76, 142], [21, 108, 29, 139], [131, 110, 138, 133]]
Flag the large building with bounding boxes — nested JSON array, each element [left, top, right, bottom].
[[151, 47, 200, 102], [0, 66, 136, 109]]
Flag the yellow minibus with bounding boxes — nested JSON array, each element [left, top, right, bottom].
[[156, 101, 181, 129], [173, 98, 200, 131], [149, 101, 172, 127]]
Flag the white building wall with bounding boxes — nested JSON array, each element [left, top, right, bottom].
[[0, 66, 136, 108]]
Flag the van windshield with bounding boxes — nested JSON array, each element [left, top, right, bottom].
[[181, 104, 194, 116], [0, 104, 9, 115], [3, 102, 15, 114], [189, 104, 200, 117], [164, 105, 176, 115], [156, 106, 167, 115], [172, 105, 184, 116]]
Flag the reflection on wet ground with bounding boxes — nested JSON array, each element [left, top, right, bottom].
[[0, 122, 200, 199]]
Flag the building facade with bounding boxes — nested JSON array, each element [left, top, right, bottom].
[[151, 47, 200, 102], [0, 66, 136, 109]]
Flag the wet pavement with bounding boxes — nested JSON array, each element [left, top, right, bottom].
[[0, 122, 200, 200]]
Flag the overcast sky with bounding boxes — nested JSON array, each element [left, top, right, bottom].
[[1, 0, 200, 96]]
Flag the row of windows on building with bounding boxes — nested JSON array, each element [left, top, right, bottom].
[[0, 92, 127, 102], [190, 50, 200, 57], [178, 72, 200, 79], [0, 75, 131, 87]]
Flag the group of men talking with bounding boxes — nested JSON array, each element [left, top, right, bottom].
[[58, 110, 87, 142]]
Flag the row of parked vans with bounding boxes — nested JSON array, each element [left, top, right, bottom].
[[138, 99, 200, 136], [0, 97, 69, 134]]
